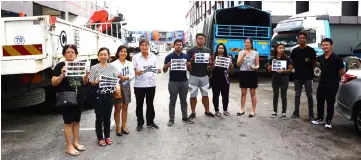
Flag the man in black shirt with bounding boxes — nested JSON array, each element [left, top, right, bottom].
[[290, 32, 316, 120], [311, 38, 344, 129], [187, 33, 215, 118]]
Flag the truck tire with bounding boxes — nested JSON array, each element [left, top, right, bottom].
[[313, 62, 321, 82], [354, 104, 361, 135], [346, 58, 361, 70]]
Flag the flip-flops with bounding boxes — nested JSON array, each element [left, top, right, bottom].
[[65, 149, 80, 156]]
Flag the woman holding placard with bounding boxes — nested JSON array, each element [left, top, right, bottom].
[[51, 44, 88, 156], [267, 44, 292, 119], [236, 37, 259, 117], [88, 47, 119, 146], [210, 43, 234, 116], [111, 45, 135, 136]]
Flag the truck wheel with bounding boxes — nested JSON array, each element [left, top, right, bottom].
[[313, 62, 321, 82], [354, 105, 361, 135], [347, 58, 361, 70]]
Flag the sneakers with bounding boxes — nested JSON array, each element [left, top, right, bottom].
[[167, 120, 174, 126], [291, 112, 300, 118], [325, 121, 332, 129], [147, 123, 159, 129], [136, 125, 143, 131], [281, 113, 287, 120], [215, 111, 221, 117], [311, 118, 324, 125], [182, 118, 194, 124], [270, 112, 277, 118]]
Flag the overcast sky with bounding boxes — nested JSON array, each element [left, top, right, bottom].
[[112, 0, 190, 31]]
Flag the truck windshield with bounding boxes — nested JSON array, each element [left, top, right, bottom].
[[271, 31, 299, 47]]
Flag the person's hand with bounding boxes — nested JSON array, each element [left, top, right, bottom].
[[61, 66, 66, 77], [249, 65, 258, 70], [157, 69, 161, 74], [276, 70, 284, 73], [166, 62, 171, 68], [120, 76, 128, 81], [267, 65, 272, 72], [94, 79, 100, 84], [190, 55, 195, 62], [135, 70, 144, 76], [228, 56, 233, 64]]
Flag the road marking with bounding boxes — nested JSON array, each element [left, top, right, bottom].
[[2, 130, 25, 133]]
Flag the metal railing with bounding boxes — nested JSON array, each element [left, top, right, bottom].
[[84, 22, 123, 39], [215, 24, 270, 39]]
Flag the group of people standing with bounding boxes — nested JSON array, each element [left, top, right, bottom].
[[51, 31, 344, 156]]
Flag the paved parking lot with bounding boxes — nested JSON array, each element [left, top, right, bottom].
[[2, 53, 361, 160]]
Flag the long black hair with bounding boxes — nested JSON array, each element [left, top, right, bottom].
[[115, 45, 130, 61], [214, 43, 228, 57]]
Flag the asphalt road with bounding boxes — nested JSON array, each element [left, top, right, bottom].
[[2, 52, 361, 160]]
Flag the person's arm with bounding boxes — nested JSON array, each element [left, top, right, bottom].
[[266, 58, 273, 72], [51, 63, 65, 86], [228, 56, 234, 73], [163, 54, 171, 73], [207, 52, 214, 72], [154, 55, 161, 74], [187, 49, 195, 63], [132, 55, 144, 76], [236, 51, 246, 67], [290, 49, 296, 67], [252, 52, 260, 70], [285, 57, 293, 73], [338, 57, 345, 77], [82, 72, 89, 85], [311, 48, 317, 67]]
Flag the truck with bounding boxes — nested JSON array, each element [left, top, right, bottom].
[[189, 5, 272, 72], [125, 31, 159, 57], [271, 11, 361, 81], [1, 15, 126, 109]]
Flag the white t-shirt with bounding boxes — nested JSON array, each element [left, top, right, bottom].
[[110, 60, 135, 86]]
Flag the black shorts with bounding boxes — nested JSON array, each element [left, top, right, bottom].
[[61, 104, 81, 124], [239, 71, 258, 88]]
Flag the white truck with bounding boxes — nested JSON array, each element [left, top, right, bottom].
[[1, 15, 125, 109], [271, 11, 361, 81]]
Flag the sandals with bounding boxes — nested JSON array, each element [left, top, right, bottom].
[[122, 128, 129, 134], [65, 149, 80, 156], [105, 138, 113, 145], [98, 140, 106, 146], [73, 144, 86, 151], [237, 111, 245, 116], [249, 112, 256, 117]]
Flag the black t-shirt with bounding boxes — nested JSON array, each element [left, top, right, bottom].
[[290, 46, 317, 80], [211, 63, 229, 84], [318, 53, 344, 86], [53, 62, 83, 93], [187, 46, 213, 77], [269, 55, 292, 76]]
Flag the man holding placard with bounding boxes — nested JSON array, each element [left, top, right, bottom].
[[132, 39, 161, 131], [163, 39, 194, 126], [187, 33, 215, 118]]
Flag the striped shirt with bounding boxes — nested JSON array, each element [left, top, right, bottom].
[[88, 63, 118, 95]]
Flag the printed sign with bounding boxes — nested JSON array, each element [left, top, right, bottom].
[[65, 61, 87, 77], [143, 65, 158, 73], [99, 75, 119, 88], [171, 59, 187, 71], [195, 53, 210, 63], [215, 56, 230, 68], [272, 59, 287, 71], [14, 36, 25, 45]]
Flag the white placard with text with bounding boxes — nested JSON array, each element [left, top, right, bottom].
[[195, 53, 210, 63], [171, 59, 187, 71], [215, 56, 230, 68]]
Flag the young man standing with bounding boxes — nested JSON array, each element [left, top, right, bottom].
[[132, 39, 161, 131], [187, 33, 215, 118], [163, 39, 194, 126], [290, 32, 317, 120], [311, 38, 344, 129]]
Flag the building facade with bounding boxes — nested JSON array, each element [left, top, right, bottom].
[[185, 1, 361, 28], [1, 0, 116, 25]]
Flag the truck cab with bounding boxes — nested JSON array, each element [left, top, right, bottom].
[[271, 12, 361, 81]]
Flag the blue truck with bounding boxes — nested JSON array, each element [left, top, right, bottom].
[[190, 5, 272, 72]]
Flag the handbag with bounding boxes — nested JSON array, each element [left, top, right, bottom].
[[56, 91, 78, 107], [114, 84, 122, 99]]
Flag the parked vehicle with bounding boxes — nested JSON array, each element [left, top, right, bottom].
[[1, 15, 126, 109], [336, 69, 361, 134], [271, 11, 361, 81], [189, 5, 272, 72]]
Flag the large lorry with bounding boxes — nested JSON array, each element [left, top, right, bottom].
[[189, 5, 272, 72], [125, 31, 159, 56], [1, 15, 126, 109], [271, 11, 361, 81]]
